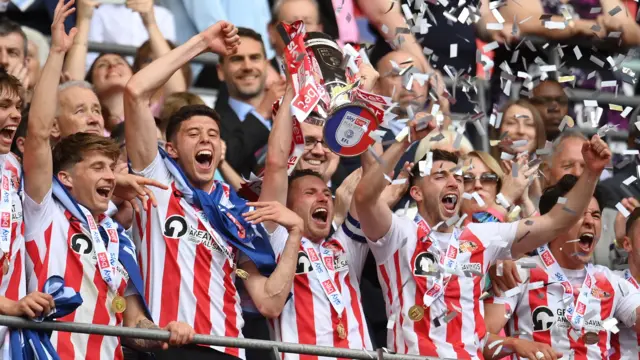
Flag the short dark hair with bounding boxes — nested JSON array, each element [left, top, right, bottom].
[[53, 132, 120, 174], [288, 169, 324, 185], [165, 104, 220, 142], [411, 149, 459, 178], [538, 174, 605, 215], [219, 27, 266, 64], [0, 70, 23, 103], [0, 18, 27, 60]]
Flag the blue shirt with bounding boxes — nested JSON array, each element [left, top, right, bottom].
[[228, 97, 272, 131]]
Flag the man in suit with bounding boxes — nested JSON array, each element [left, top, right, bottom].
[[215, 27, 284, 178]]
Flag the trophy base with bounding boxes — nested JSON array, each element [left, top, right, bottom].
[[323, 104, 379, 157]]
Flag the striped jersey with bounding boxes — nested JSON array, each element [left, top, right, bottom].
[[268, 214, 371, 360], [23, 190, 135, 360], [132, 153, 245, 359], [489, 257, 640, 360], [610, 269, 640, 360], [0, 154, 25, 354], [368, 213, 517, 359]]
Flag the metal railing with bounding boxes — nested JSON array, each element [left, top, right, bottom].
[[0, 315, 434, 360]]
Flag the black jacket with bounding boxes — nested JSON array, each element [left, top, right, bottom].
[[214, 100, 270, 178]]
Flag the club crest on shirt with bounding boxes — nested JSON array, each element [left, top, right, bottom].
[[532, 306, 555, 332], [590, 287, 612, 300], [458, 240, 478, 253], [413, 252, 438, 277], [334, 253, 348, 271], [296, 251, 313, 274]]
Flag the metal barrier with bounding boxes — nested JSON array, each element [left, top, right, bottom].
[[0, 315, 434, 360]]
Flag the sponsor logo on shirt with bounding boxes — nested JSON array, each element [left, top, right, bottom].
[[186, 226, 233, 258], [590, 287, 612, 300], [413, 252, 437, 276], [460, 263, 481, 273], [296, 251, 313, 274], [532, 306, 555, 331], [163, 215, 188, 239], [70, 233, 93, 255]]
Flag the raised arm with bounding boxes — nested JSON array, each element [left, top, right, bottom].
[[62, 0, 95, 81], [354, 120, 435, 241], [24, 0, 76, 203], [131, 0, 187, 95], [511, 136, 611, 257], [599, 0, 640, 46], [124, 21, 239, 171]]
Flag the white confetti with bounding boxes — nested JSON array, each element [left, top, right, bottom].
[[500, 152, 515, 160], [486, 23, 504, 30], [450, 43, 458, 58], [573, 46, 583, 60], [472, 192, 486, 207], [539, 65, 557, 72], [621, 107, 633, 118], [557, 197, 568, 205], [503, 287, 521, 297], [584, 100, 598, 107], [616, 202, 631, 218], [491, 8, 505, 23]]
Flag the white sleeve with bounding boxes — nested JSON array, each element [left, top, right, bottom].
[[466, 221, 519, 262], [367, 214, 415, 264], [333, 215, 369, 279], [614, 278, 640, 328], [23, 188, 55, 241], [131, 152, 172, 184], [268, 225, 289, 257]]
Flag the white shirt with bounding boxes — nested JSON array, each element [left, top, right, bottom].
[[86, 4, 176, 71]]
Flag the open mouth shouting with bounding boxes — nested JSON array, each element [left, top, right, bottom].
[[195, 149, 213, 171], [576, 232, 595, 254], [0, 124, 17, 146], [95, 184, 113, 202], [441, 193, 459, 216], [310, 206, 329, 227]]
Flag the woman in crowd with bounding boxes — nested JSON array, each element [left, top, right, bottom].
[[490, 99, 547, 201], [461, 151, 539, 225]]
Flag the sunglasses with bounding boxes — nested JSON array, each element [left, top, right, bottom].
[[462, 173, 500, 186]]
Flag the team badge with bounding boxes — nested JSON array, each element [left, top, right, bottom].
[[459, 241, 478, 253], [413, 252, 438, 276]]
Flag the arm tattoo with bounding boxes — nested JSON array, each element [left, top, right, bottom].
[[122, 318, 164, 350]]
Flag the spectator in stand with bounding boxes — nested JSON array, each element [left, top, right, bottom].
[[215, 27, 285, 178], [157, 0, 274, 88], [22, 26, 49, 103], [489, 0, 640, 130], [64, 0, 185, 126], [461, 151, 539, 225], [542, 130, 588, 187], [531, 79, 570, 141], [52, 80, 104, 141], [85, 0, 176, 70], [0, 18, 29, 91], [23, 3, 194, 358], [490, 99, 546, 201]]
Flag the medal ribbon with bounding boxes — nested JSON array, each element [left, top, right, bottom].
[[414, 214, 460, 307], [623, 269, 640, 289], [0, 159, 12, 258], [78, 206, 120, 292], [301, 238, 345, 317], [537, 244, 594, 331]]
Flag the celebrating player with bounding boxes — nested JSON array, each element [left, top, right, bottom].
[[611, 206, 640, 359], [23, 1, 194, 358], [124, 19, 303, 360], [484, 175, 640, 360], [255, 77, 375, 357], [353, 114, 613, 358]]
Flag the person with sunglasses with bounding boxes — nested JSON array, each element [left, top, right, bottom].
[[461, 151, 539, 225], [531, 80, 570, 141]]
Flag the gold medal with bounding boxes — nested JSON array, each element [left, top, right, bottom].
[[336, 322, 347, 340], [111, 295, 127, 314], [582, 331, 599, 345], [235, 268, 249, 280], [408, 305, 424, 322]]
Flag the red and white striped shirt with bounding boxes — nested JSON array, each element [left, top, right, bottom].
[[24, 190, 133, 360], [489, 257, 640, 360], [133, 153, 245, 359], [611, 269, 640, 360], [268, 216, 372, 360], [368, 213, 517, 359], [0, 154, 25, 353]]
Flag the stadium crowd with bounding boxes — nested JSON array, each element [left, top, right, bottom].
[[1, 0, 640, 360]]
